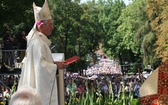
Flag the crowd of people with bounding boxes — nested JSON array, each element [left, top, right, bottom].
[[0, 30, 150, 104], [0, 74, 145, 105], [0, 0, 152, 104], [0, 56, 149, 104], [84, 58, 122, 76], [64, 58, 148, 103], [0, 74, 19, 104], [64, 74, 142, 101]]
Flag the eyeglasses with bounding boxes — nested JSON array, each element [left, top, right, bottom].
[[43, 22, 54, 27]]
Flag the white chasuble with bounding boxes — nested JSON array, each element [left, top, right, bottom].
[[18, 28, 58, 105]]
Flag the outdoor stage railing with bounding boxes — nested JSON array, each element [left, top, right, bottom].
[[0, 49, 26, 68], [0, 49, 24, 103]]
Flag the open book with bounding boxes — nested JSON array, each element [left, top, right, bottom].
[[65, 56, 80, 65]]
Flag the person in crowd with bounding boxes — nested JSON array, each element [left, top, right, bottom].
[[17, 30, 27, 62], [3, 87, 10, 101], [124, 83, 130, 96], [99, 78, 108, 95], [7, 75, 15, 89], [9, 85, 42, 105], [18, 30, 27, 49], [17, 0, 67, 105], [112, 82, 118, 99], [129, 79, 135, 91], [65, 77, 77, 102], [133, 80, 141, 98], [2, 31, 14, 67], [66, 77, 77, 96], [76, 82, 85, 96], [2, 31, 14, 50]]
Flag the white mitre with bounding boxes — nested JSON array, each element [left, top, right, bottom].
[[26, 0, 52, 44], [33, 0, 52, 22], [139, 61, 168, 105], [139, 69, 158, 97]]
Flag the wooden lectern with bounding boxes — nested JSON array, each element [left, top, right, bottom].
[[52, 53, 65, 105]]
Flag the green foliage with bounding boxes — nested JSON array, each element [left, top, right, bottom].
[[0, 81, 17, 105], [98, 0, 126, 59], [49, 0, 102, 72], [7, 81, 17, 104], [0, 0, 42, 36], [0, 0, 161, 72], [66, 79, 141, 105], [99, 0, 157, 70], [68, 79, 77, 105], [146, 0, 168, 62]]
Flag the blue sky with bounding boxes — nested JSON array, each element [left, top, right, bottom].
[[80, 0, 132, 5]]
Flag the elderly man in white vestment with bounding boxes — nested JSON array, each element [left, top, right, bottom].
[[17, 0, 67, 105]]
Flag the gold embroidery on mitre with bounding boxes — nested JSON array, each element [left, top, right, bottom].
[[153, 99, 158, 105], [159, 61, 168, 73], [33, 0, 52, 22], [164, 72, 168, 78], [159, 78, 168, 88]]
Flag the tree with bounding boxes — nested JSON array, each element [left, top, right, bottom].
[[106, 0, 158, 71], [49, 0, 102, 72], [146, 0, 168, 62], [97, 0, 126, 62], [118, 0, 157, 69], [0, 0, 43, 36]]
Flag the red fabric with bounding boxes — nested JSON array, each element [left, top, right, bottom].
[[140, 61, 168, 105]]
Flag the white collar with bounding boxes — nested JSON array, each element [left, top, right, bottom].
[[26, 24, 51, 46]]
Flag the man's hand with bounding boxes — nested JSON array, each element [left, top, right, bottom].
[[54, 61, 67, 69]]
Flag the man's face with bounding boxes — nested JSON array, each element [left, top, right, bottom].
[[41, 19, 54, 36]]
